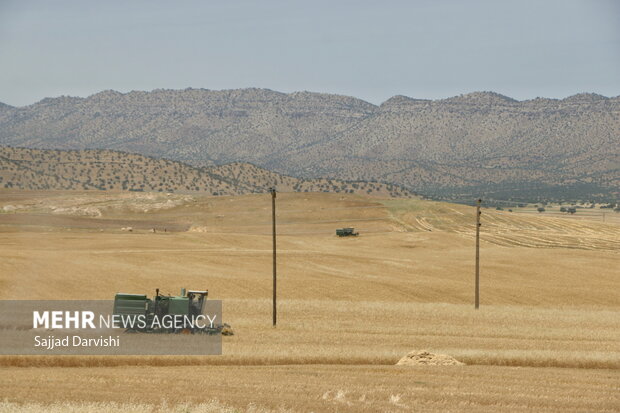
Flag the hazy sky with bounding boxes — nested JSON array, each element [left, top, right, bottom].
[[1, 0, 619, 106]]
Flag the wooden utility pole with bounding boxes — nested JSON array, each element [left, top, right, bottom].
[[475, 198, 482, 309], [270, 187, 277, 326]]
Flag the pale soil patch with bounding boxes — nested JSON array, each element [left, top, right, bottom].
[[397, 350, 464, 366], [189, 225, 209, 233], [0, 191, 195, 216]]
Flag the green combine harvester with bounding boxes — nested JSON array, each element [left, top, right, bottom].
[[113, 288, 232, 335]]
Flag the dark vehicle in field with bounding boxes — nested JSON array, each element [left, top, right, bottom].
[[336, 227, 359, 237]]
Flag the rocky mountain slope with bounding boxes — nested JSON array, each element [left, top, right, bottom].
[[0, 146, 412, 197], [0, 88, 618, 201]]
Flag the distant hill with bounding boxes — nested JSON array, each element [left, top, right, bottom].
[[0, 146, 412, 197], [0, 88, 618, 201]]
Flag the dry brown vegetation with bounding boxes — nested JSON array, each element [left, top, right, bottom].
[[0, 400, 271, 413], [0, 190, 618, 411]]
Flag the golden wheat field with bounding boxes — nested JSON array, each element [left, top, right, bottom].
[[0, 190, 618, 412]]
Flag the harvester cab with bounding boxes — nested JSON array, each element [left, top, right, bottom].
[[150, 288, 209, 318], [186, 289, 209, 316]]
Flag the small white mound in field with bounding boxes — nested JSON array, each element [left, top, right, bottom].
[[188, 225, 208, 233], [397, 350, 464, 366]]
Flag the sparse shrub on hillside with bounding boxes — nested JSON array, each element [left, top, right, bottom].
[[1, 147, 413, 197]]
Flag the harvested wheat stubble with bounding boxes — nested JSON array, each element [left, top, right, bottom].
[[396, 350, 464, 366]]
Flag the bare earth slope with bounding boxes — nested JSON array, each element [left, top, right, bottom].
[[1, 89, 618, 201], [0, 146, 412, 197]]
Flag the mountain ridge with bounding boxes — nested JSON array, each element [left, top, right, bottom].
[[1, 88, 618, 201], [4, 88, 620, 109]]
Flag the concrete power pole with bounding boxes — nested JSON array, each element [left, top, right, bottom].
[[475, 198, 482, 309], [270, 187, 277, 326]]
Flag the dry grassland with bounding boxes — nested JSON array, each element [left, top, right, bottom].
[[0, 190, 618, 412], [1, 365, 618, 413]]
